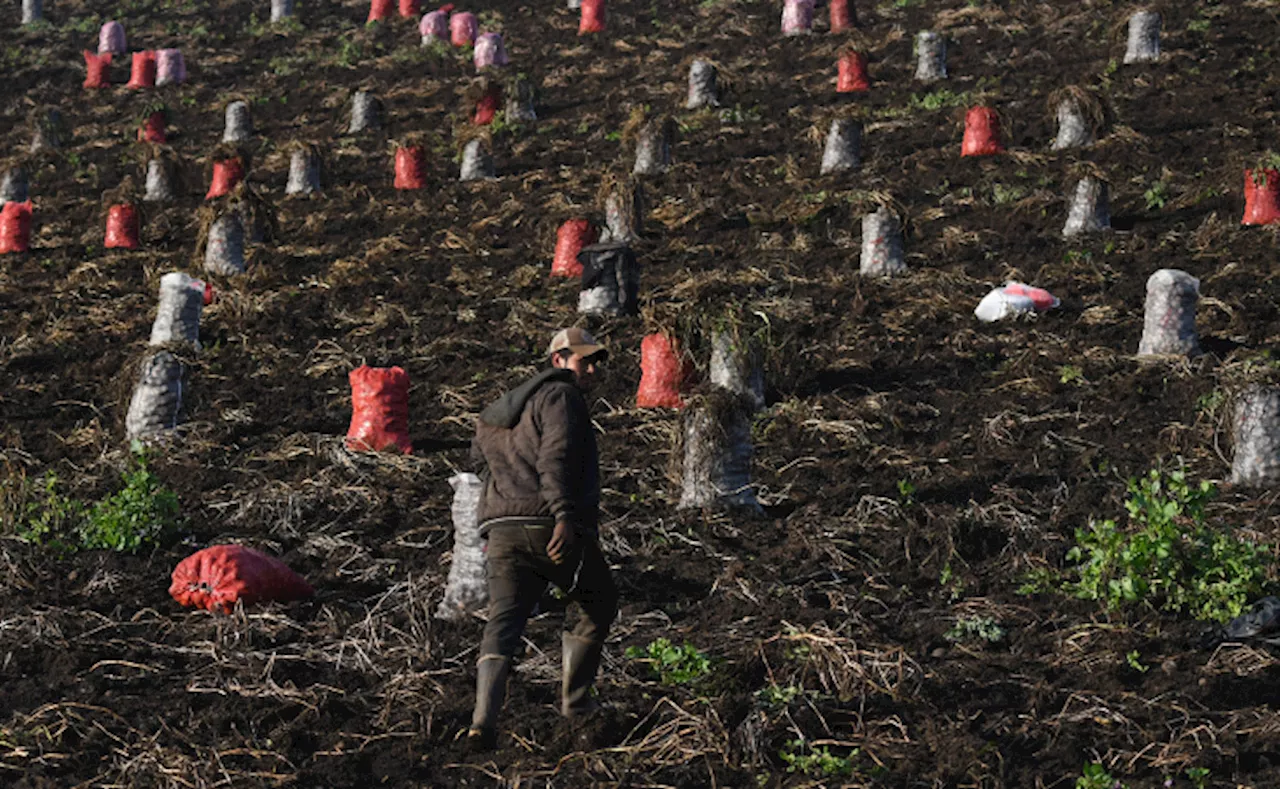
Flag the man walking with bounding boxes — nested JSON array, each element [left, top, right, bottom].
[[467, 328, 619, 750]]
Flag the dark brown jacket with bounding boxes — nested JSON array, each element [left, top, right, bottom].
[[472, 368, 600, 536]]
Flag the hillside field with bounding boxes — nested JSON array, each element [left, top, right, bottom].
[[4, 0, 1280, 786]]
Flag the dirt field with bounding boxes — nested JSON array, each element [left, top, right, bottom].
[[4, 0, 1280, 786]]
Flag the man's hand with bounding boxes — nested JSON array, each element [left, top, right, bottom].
[[547, 521, 577, 564]]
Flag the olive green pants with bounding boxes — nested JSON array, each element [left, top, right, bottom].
[[479, 525, 618, 659]]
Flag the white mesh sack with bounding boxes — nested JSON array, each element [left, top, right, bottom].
[[435, 473, 488, 620]]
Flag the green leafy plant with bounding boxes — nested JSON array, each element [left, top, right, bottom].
[[79, 455, 180, 552], [625, 638, 712, 685], [939, 561, 965, 601], [991, 182, 1027, 205], [421, 39, 453, 59], [336, 38, 364, 69], [12, 473, 83, 555], [245, 12, 268, 37], [909, 88, 969, 111], [1059, 365, 1085, 385], [782, 640, 812, 661], [754, 683, 805, 709], [1144, 181, 1169, 210], [1260, 152, 1280, 171], [896, 479, 916, 505], [945, 615, 1006, 644], [7, 453, 178, 554], [1077, 762, 1128, 789], [66, 14, 102, 34], [1125, 650, 1149, 673], [487, 111, 525, 137], [1066, 469, 1269, 622], [779, 739, 856, 778], [1016, 567, 1058, 596], [1185, 766, 1210, 789], [717, 104, 763, 124], [1195, 389, 1226, 417], [268, 55, 300, 77]]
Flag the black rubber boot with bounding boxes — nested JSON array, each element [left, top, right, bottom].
[[468, 655, 510, 750], [561, 633, 604, 717]]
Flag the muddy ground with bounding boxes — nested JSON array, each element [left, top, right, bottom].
[[3, 0, 1280, 786]]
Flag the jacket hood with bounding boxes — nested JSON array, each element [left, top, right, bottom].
[[479, 368, 575, 429]]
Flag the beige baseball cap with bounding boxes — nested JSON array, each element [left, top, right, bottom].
[[547, 327, 608, 360]]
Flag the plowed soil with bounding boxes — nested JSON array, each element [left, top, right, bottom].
[[4, 0, 1280, 786]]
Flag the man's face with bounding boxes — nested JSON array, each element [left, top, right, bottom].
[[553, 351, 602, 391]]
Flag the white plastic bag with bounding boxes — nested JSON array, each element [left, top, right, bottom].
[[975, 282, 1059, 323]]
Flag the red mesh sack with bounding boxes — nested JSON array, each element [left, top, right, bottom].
[[394, 146, 426, 190], [1243, 169, 1280, 226], [472, 84, 501, 125], [961, 106, 1003, 157], [206, 158, 245, 200], [837, 51, 870, 93], [170, 544, 314, 614], [636, 333, 692, 409], [579, 0, 605, 34], [104, 204, 140, 249], [829, 0, 852, 32], [450, 12, 477, 46], [346, 365, 412, 453], [83, 51, 112, 89], [552, 219, 597, 277], [0, 201, 32, 255], [126, 50, 156, 89], [368, 0, 393, 22], [138, 111, 166, 143], [400, 0, 421, 16]]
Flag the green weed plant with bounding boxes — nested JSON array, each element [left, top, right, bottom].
[[1076, 762, 1126, 789], [1066, 469, 1268, 622], [779, 739, 856, 778], [625, 638, 712, 686], [9, 453, 179, 554], [944, 615, 1006, 644]]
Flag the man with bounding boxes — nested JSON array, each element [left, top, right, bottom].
[[467, 327, 619, 750]]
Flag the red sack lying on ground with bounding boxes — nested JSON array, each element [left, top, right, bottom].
[[1243, 169, 1280, 226], [0, 201, 32, 254], [170, 544, 314, 614], [368, 0, 393, 22], [105, 204, 140, 249], [472, 84, 501, 125], [552, 219, 597, 277], [394, 146, 426, 190], [126, 50, 156, 89], [206, 157, 244, 200], [347, 365, 412, 453], [829, 0, 852, 32], [1001, 281, 1059, 311], [636, 333, 692, 409], [83, 51, 112, 89], [138, 111, 166, 143], [579, 0, 605, 34], [837, 50, 870, 93], [961, 106, 1003, 157]]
